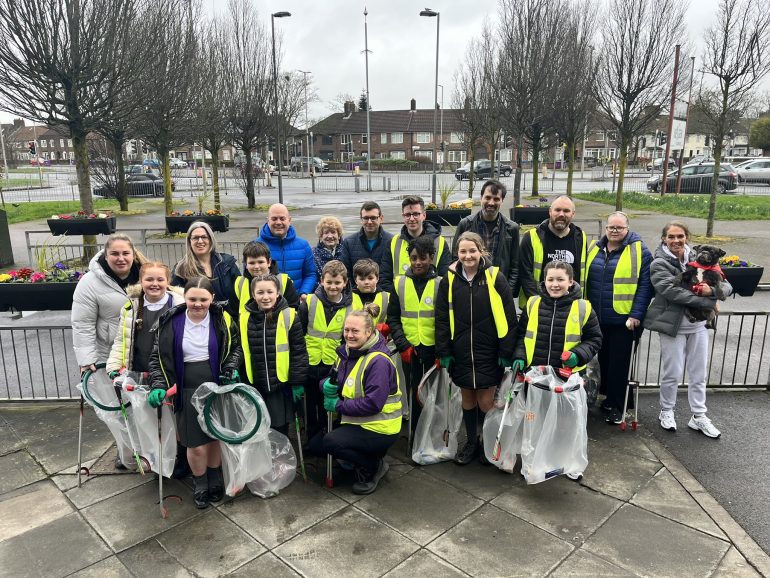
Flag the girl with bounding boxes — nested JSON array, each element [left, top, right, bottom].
[[435, 232, 517, 466], [148, 277, 242, 509], [240, 274, 309, 435]]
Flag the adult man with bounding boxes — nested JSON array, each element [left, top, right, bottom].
[[452, 179, 520, 294], [518, 195, 587, 305], [379, 195, 450, 292], [340, 201, 394, 281], [255, 203, 317, 298]]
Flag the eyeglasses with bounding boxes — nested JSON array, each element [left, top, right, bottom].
[[191, 235, 210, 242], [361, 215, 380, 222], [605, 226, 627, 233], [402, 212, 423, 219]]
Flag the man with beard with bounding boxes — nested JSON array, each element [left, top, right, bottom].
[[518, 195, 587, 306], [452, 179, 519, 294]]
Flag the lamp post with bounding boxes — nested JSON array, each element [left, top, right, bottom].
[[420, 8, 439, 205], [364, 8, 372, 192], [299, 70, 312, 178], [271, 11, 291, 204], [438, 83, 444, 170]]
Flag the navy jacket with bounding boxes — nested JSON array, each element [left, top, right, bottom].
[[256, 223, 317, 296], [340, 226, 394, 281], [171, 251, 240, 304]]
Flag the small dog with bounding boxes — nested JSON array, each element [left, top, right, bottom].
[[678, 244, 726, 322]]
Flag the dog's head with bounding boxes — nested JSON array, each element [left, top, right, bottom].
[[691, 244, 725, 266]]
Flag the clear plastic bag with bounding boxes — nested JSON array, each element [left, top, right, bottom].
[[519, 366, 588, 484], [584, 356, 600, 407], [191, 382, 272, 496], [482, 369, 526, 473], [246, 429, 297, 498], [411, 366, 463, 465]]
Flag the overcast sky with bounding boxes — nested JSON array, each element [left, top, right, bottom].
[[1, 0, 764, 127]]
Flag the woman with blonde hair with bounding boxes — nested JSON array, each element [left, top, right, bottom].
[[312, 216, 344, 280]]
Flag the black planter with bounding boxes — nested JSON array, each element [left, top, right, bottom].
[[425, 209, 471, 226], [47, 216, 116, 236], [0, 281, 78, 312], [165, 214, 230, 234], [722, 266, 764, 297], [510, 207, 549, 225]]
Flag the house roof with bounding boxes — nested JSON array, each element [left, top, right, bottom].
[[311, 108, 463, 135]]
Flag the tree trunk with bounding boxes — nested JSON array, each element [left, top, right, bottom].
[[615, 140, 629, 211], [566, 141, 575, 197], [467, 147, 476, 199], [160, 149, 173, 215], [531, 139, 540, 197], [513, 136, 523, 205], [706, 139, 723, 238], [111, 135, 128, 212], [71, 129, 97, 261], [244, 148, 255, 208], [210, 151, 221, 211]]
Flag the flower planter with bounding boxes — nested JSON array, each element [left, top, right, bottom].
[[0, 282, 78, 312], [722, 266, 764, 297], [425, 209, 471, 227], [165, 214, 230, 234], [47, 216, 116, 236], [510, 207, 549, 225]]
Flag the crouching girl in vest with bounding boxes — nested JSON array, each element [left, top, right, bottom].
[[322, 303, 402, 495], [435, 232, 517, 466], [239, 274, 309, 436], [148, 277, 243, 509]]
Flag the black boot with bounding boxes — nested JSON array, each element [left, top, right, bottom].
[[172, 442, 191, 479], [207, 466, 224, 502], [192, 474, 209, 509], [113, 450, 128, 471]]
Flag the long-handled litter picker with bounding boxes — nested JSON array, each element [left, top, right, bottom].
[[620, 332, 642, 432], [405, 361, 414, 459], [325, 369, 340, 489], [114, 380, 149, 474], [442, 380, 452, 447], [492, 386, 515, 462], [78, 362, 109, 488], [294, 406, 307, 482], [157, 384, 179, 518]]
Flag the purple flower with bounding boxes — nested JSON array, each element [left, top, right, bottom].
[[54, 262, 67, 270]]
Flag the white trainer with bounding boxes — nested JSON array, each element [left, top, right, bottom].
[[659, 410, 677, 432], [688, 415, 721, 439], [566, 472, 583, 481]]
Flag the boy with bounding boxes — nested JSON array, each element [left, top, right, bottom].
[[231, 241, 299, 317], [299, 259, 353, 441], [351, 258, 389, 326]]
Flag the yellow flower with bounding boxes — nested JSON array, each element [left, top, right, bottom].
[[0, 274, 11, 283]]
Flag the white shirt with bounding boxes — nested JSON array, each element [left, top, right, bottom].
[[145, 293, 170, 311], [183, 311, 210, 362]]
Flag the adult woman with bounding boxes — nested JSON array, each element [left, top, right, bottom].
[[643, 221, 730, 438], [312, 216, 344, 280], [322, 303, 401, 495], [172, 221, 240, 303], [148, 277, 242, 508], [585, 211, 653, 424], [435, 232, 517, 465]]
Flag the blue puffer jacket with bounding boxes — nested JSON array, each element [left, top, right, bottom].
[[256, 223, 317, 296], [585, 230, 654, 326]]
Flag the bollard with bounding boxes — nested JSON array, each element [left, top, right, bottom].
[[387, 177, 391, 192], [354, 176, 360, 194], [0, 209, 14, 266], [382, 177, 386, 191]]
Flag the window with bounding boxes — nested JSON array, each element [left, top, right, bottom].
[[414, 150, 432, 159], [415, 132, 431, 144], [450, 132, 462, 144], [223, 150, 231, 161], [495, 149, 513, 162], [40, 139, 47, 147], [390, 151, 405, 159], [380, 133, 387, 144], [341, 134, 352, 144], [322, 135, 333, 145], [67, 139, 72, 147], [391, 132, 403, 144], [448, 150, 467, 163], [60, 139, 65, 148], [361, 134, 367, 145]]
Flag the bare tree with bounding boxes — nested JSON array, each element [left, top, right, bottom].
[[593, 0, 687, 209], [477, 21, 505, 180], [452, 39, 486, 198], [328, 92, 355, 114], [693, 0, 770, 236], [277, 71, 310, 165]]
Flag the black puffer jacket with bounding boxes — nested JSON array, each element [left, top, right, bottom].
[[386, 265, 440, 358], [435, 258, 517, 389], [513, 282, 602, 369], [242, 296, 309, 395]]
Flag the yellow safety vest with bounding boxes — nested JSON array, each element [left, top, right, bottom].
[[447, 267, 508, 340], [395, 276, 439, 346], [235, 274, 290, 316], [523, 296, 591, 371], [518, 228, 588, 307], [351, 291, 389, 324], [305, 294, 352, 365], [390, 234, 446, 276], [240, 307, 295, 385], [585, 240, 642, 315], [340, 351, 402, 435]]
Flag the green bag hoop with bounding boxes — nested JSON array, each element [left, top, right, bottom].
[[81, 363, 122, 412], [203, 385, 263, 444]]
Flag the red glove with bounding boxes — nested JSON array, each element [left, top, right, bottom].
[[400, 346, 416, 364], [376, 323, 390, 338], [692, 282, 706, 296]]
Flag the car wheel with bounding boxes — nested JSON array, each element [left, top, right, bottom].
[[716, 183, 726, 194], [503, 169, 512, 177]]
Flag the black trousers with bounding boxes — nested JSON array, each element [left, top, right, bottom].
[[404, 355, 434, 431], [305, 363, 331, 441], [323, 424, 398, 474], [598, 324, 635, 412]]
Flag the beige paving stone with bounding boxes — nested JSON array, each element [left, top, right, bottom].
[[581, 443, 661, 501], [0, 450, 46, 495], [69, 555, 132, 577], [226, 552, 301, 577], [383, 548, 470, 577], [550, 549, 639, 577], [117, 538, 193, 577], [0, 479, 72, 542], [66, 472, 152, 509], [712, 547, 763, 578]]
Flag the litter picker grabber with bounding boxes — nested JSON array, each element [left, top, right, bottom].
[[156, 384, 179, 518], [325, 368, 340, 489], [405, 361, 414, 459], [78, 363, 108, 487], [294, 408, 307, 482], [114, 380, 149, 475], [442, 380, 452, 447], [620, 332, 642, 432], [491, 373, 518, 461]]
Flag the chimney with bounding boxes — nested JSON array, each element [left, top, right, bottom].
[[410, 98, 416, 111], [343, 100, 355, 118]]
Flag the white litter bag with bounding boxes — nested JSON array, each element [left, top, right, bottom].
[[411, 365, 463, 465], [192, 383, 272, 497], [246, 429, 297, 498], [482, 369, 526, 473], [519, 366, 588, 484], [584, 356, 601, 407]]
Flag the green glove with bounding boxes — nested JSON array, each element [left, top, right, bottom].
[[498, 357, 512, 368], [108, 370, 120, 380], [219, 369, 240, 385], [512, 359, 526, 374], [292, 386, 304, 403], [563, 352, 578, 368], [323, 396, 339, 413], [147, 388, 165, 408], [322, 378, 338, 398], [439, 356, 454, 369]]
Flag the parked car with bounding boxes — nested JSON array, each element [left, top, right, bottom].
[[169, 157, 188, 169], [454, 159, 513, 180], [94, 174, 174, 198], [685, 155, 713, 166], [646, 158, 677, 171], [646, 162, 738, 194], [735, 158, 770, 185], [290, 156, 328, 172]]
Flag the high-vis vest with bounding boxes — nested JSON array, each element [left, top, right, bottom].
[[585, 240, 642, 315], [524, 296, 592, 371], [305, 295, 353, 365], [518, 228, 588, 307], [235, 274, 290, 316], [240, 307, 295, 385], [395, 276, 439, 346], [447, 267, 508, 340], [390, 234, 446, 276], [340, 351, 402, 435], [351, 291, 389, 324]]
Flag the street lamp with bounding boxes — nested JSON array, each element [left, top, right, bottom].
[[299, 70, 312, 178], [420, 8, 439, 205], [271, 10, 291, 203], [437, 83, 444, 170]]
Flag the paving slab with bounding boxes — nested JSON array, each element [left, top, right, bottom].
[[428, 504, 573, 577], [420, 459, 521, 502], [117, 538, 193, 577], [0, 512, 111, 578], [65, 473, 151, 509], [583, 504, 730, 577], [273, 506, 419, 578], [631, 468, 726, 540], [586, 412, 659, 462], [492, 475, 621, 545], [155, 509, 264, 578], [581, 442, 661, 501], [549, 548, 638, 577], [226, 552, 301, 577], [327, 454, 414, 505], [81, 479, 202, 551], [712, 547, 763, 578], [218, 479, 347, 549], [52, 470, 98, 492], [0, 422, 24, 455], [68, 555, 132, 577], [0, 479, 73, 542], [382, 548, 470, 577], [0, 449, 46, 494]]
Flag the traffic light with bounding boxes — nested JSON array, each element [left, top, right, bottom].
[[658, 132, 667, 146], [440, 141, 445, 152], [28, 141, 36, 155]]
